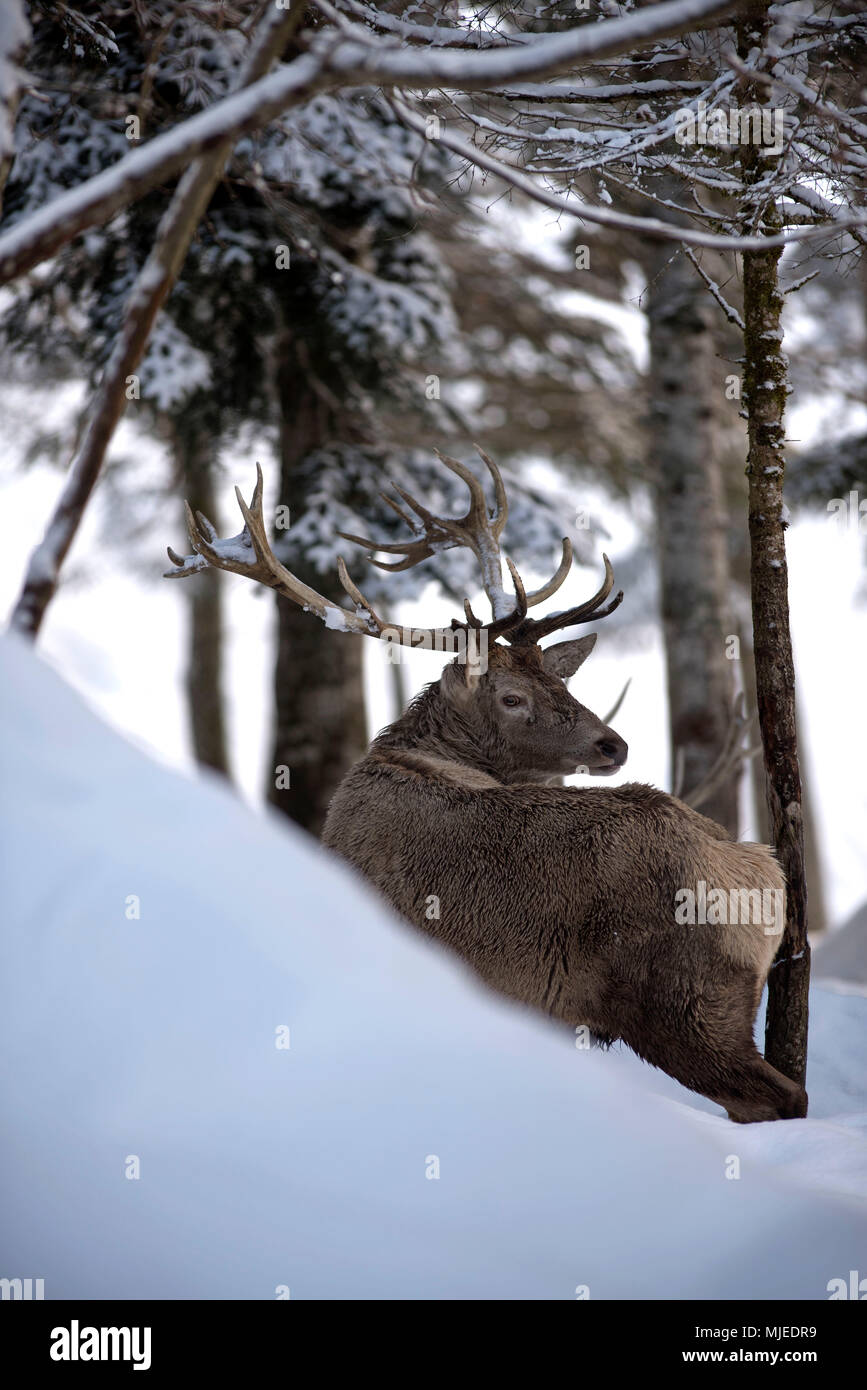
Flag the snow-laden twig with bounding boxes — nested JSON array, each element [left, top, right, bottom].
[[323, 0, 526, 48], [320, 0, 741, 86], [684, 247, 745, 329], [389, 94, 867, 252], [477, 79, 709, 104], [783, 269, 820, 295], [0, 0, 743, 286], [724, 48, 867, 151]]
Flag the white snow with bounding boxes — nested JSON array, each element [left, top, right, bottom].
[[323, 604, 352, 631], [0, 632, 865, 1299]]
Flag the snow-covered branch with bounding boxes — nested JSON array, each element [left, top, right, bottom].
[[10, 4, 302, 638], [684, 248, 745, 329], [0, 52, 329, 286], [322, 0, 742, 87], [477, 79, 709, 104], [0, 0, 739, 285], [390, 96, 867, 252], [319, 0, 526, 48]]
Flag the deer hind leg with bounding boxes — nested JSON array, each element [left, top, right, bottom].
[[699, 1049, 808, 1124], [622, 1004, 808, 1123]]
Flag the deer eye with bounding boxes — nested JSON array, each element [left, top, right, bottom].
[[502, 695, 523, 707]]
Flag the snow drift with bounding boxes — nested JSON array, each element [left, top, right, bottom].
[[0, 633, 864, 1299]]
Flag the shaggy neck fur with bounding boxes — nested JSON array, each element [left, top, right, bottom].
[[372, 681, 525, 784]]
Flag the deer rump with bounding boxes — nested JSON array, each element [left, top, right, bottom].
[[324, 760, 806, 1125]]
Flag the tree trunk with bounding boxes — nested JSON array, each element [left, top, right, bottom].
[[646, 238, 738, 835], [171, 421, 231, 779], [267, 331, 367, 836], [736, 618, 771, 844], [739, 610, 826, 937], [738, 2, 810, 1091]]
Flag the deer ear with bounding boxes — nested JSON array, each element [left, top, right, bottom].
[[542, 634, 597, 679], [441, 656, 482, 705]]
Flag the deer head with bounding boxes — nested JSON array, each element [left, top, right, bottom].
[[165, 447, 628, 781], [435, 637, 627, 783]]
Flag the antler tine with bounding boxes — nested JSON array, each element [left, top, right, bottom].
[[525, 537, 574, 608], [194, 510, 218, 543], [185, 499, 220, 560], [484, 558, 531, 637], [681, 692, 760, 812], [464, 598, 483, 627], [166, 456, 627, 657], [250, 460, 264, 513], [602, 676, 632, 725], [473, 445, 508, 539], [379, 491, 417, 528], [337, 528, 431, 560], [336, 558, 389, 635], [570, 551, 615, 614], [336, 520, 438, 574], [513, 590, 624, 644], [165, 466, 378, 637], [433, 449, 490, 526], [365, 554, 432, 573], [338, 451, 518, 626], [233, 466, 273, 566], [461, 559, 527, 635], [340, 452, 512, 612], [166, 544, 190, 568], [504, 558, 528, 619], [507, 553, 623, 644], [390, 482, 437, 528], [168, 467, 472, 647]]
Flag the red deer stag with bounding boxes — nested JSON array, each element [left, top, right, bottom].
[[166, 450, 806, 1123]]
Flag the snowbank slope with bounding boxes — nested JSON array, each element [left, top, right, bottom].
[[0, 635, 864, 1299]]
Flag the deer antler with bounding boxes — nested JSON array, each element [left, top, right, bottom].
[[505, 553, 624, 645], [165, 450, 623, 649], [165, 463, 461, 648], [338, 445, 577, 638]]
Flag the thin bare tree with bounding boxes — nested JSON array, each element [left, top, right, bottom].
[[10, 2, 304, 638]]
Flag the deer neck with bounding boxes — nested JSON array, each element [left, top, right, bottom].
[[373, 685, 507, 784]]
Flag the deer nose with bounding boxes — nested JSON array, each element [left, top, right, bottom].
[[597, 734, 628, 765]]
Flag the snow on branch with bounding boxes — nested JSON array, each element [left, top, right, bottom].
[[0, 0, 740, 285], [10, 4, 302, 639], [0, 53, 330, 286], [476, 79, 709, 104], [319, 0, 527, 48], [684, 248, 745, 329], [4, 0, 865, 289], [724, 49, 867, 151], [388, 95, 867, 253], [322, 0, 742, 87]]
